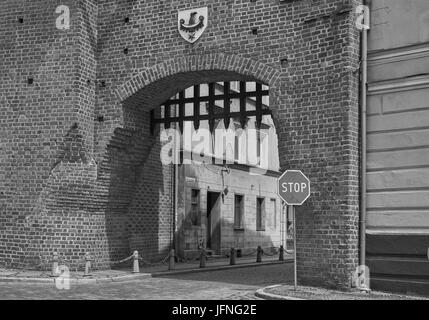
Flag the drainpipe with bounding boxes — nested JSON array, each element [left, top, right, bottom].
[[359, 0, 369, 271], [173, 123, 180, 258], [174, 162, 179, 256]]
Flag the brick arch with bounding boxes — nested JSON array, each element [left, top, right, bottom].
[[117, 53, 281, 103], [116, 53, 284, 131], [104, 54, 285, 265]]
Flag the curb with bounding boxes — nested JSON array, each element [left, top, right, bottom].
[[0, 273, 153, 285], [0, 260, 292, 285], [151, 259, 292, 278], [255, 284, 305, 300]]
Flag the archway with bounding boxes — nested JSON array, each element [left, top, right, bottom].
[[102, 55, 288, 263]]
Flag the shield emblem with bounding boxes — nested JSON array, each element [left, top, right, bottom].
[[178, 7, 208, 44]]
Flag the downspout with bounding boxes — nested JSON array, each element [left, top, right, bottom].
[[359, 0, 369, 272], [174, 160, 179, 256], [173, 123, 179, 258]]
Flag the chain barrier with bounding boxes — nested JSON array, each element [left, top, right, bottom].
[[205, 253, 229, 260], [262, 250, 277, 257], [11, 260, 46, 277], [110, 254, 134, 266], [240, 249, 258, 257], [2, 246, 286, 277], [138, 253, 170, 266]]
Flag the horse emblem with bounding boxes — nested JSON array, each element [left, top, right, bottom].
[[178, 7, 208, 43]]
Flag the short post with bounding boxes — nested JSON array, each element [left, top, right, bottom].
[[230, 248, 236, 265], [168, 249, 175, 270], [50, 252, 60, 277], [279, 245, 285, 261], [199, 247, 206, 268], [133, 251, 140, 273], [84, 252, 92, 277], [256, 246, 263, 263]]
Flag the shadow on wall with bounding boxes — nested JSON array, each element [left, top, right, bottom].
[[26, 123, 99, 270], [101, 106, 171, 265]]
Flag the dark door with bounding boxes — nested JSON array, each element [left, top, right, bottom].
[[206, 192, 221, 253]]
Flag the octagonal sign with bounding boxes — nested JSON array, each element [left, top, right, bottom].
[[277, 170, 311, 206]]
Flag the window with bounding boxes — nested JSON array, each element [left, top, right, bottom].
[[234, 194, 244, 230], [256, 197, 266, 231], [271, 199, 277, 229], [190, 189, 200, 226]]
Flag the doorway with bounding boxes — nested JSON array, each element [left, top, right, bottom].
[[206, 191, 221, 253]]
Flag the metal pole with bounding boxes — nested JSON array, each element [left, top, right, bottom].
[[292, 205, 297, 291], [283, 204, 287, 251]]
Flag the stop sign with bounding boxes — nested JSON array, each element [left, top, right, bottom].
[[277, 170, 310, 206]]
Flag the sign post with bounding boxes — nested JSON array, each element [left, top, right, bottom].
[[277, 170, 311, 291], [291, 205, 297, 291]]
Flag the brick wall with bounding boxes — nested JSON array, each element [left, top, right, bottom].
[[0, 0, 361, 288]]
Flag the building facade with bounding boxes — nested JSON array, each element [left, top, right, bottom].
[[177, 163, 283, 259], [365, 0, 429, 295], [1, 0, 428, 294]]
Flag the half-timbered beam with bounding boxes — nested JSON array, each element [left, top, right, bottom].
[[223, 81, 230, 129], [208, 83, 215, 133], [179, 91, 185, 134], [255, 83, 263, 129], [240, 81, 246, 129], [193, 85, 200, 131]]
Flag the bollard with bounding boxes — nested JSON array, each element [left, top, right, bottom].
[[279, 245, 285, 261], [50, 252, 60, 277], [256, 246, 263, 263], [133, 250, 140, 273], [84, 252, 92, 277], [230, 248, 236, 265], [199, 247, 206, 268], [168, 249, 175, 270]]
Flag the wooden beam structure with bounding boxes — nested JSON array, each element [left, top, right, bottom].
[[151, 81, 270, 135]]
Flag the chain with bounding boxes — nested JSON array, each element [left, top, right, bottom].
[[11, 260, 46, 277], [205, 253, 229, 260], [110, 254, 134, 266], [262, 251, 276, 256], [240, 249, 258, 257], [138, 253, 171, 266]]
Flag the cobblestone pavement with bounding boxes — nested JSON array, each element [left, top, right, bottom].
[[0, 264, 293, 300]]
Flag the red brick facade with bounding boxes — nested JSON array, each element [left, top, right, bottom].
[[0, 0, 361, 289]]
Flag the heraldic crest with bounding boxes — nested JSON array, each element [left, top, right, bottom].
[[178, 7, 208, 43]]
